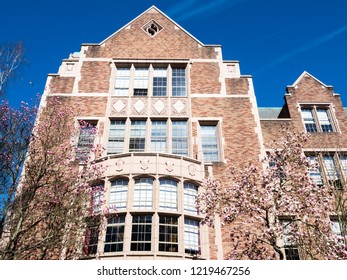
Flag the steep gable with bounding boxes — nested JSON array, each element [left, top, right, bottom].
[[285, 71, 335, 100], [84, 6, 220, 59]]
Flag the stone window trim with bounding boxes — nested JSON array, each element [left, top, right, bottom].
[[111, 63, 188, 97], [196, 119, 224, 163], [75, 118, 100, 162], [299, 104, 339, 133]]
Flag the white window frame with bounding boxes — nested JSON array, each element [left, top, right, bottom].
[[133, 178, 153, 210], [112, 63, 187, 97], [109, 179, 128, 210], [159, 178, 178, 211], [300, 105, 336, 133]]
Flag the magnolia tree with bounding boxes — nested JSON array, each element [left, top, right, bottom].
[[0, 101, 37, 239], [0, 97, 106, 260], [196, 128, 347, 259]]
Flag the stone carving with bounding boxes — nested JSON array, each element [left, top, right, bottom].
[[171, 98, 188, 116], [134, 100, 145, 113], [113, 100, 126, 113], [140, 158, 149, 170], [165, 160, 174, 172], [188, 164, 196, 176], [115, 159, 125, 171]]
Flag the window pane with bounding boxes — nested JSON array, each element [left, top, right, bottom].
[[172, 68, 186, 96], [317, 109, 333, 132], [114, 68, 130, 96], [201, 125, 219, 162], [184, 182, 198, 214], [151, 120, 167, 153], [109, 179, 128, 210], [108, 120, 125, 154], [153, 68, 167, 96], [301, 108, 317, 133], [85, 225, 99, 255], [131, 215, 152, 251], [340, 155, 347, 178], [104, 216, 125, 253], [129, 120, 146, 152], [159, 216, 178, 252], [307, 156, 323, 186], [133, 178, 153, 209], [76, 121, 97, 161], [323, 156, 339, 180], [134, 68, 148, 96], [184, 219, 200, 255], [172, 120, 188, 156], [159, 179, 178, 211]]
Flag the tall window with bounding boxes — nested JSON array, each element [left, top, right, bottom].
[[200, 124, 219, 162], [307, 156, 323, 186], [153, 68, 167, 96], [131, 215, 152, 251], [129, 120, 146, 152], [281, 219, 300, 260], [184, 219, 200, 255], [322, 155, 340, 186], [317, 109, 333, 132], [133, 68, 149, 96], [172, 120, 188, 156], [172, 68, 186, 96], [76, 121, 97, 161], [104, 215, 125, 253], [301, 107, 334, 133], [92, 185, 104, 214], [159, 179, 178, 211], [331, 220, 346, 242], [184, 182, 198, 214], [133, 178, 153, 209], [84, 224, 99, 255], [159, 216, 178, 252], [301, 108, 317, 133], [151, 120, 167, 153], [109, 179, 128, 210], [107, 120, 125, 154], [340, 155, 347, 178], [114, 68, 130, 96]]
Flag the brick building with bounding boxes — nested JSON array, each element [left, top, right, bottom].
[[40, 6, 346, 259]]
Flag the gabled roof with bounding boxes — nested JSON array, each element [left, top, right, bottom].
[[96, 5, 218, 47], [290, 71, 332, 88]]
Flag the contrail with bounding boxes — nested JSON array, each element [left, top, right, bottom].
[[166, 0, 200, 18], [254, 24, 347, 74], [166, 0, 246, 22]]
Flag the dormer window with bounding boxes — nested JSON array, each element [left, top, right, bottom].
[[142, 20, 163, 37], [301, 106, 335, 133]]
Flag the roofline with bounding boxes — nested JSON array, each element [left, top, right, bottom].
[[289, 71, 333, 88], [84, 5, 215, 47]]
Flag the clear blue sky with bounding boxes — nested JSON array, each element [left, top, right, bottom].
[[1, 0, 347, 108]]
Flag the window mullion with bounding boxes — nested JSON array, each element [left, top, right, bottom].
[[312, 106, 322, 132]]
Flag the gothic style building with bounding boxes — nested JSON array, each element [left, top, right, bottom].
[[41, 6, 346, 259]]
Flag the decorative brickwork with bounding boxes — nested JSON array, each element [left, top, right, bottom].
[[50, 76, 74, 94]]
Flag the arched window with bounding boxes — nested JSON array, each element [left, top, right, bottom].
[[109, 179, 128, 210], [159, 178, 178, 211], [133, 178, 154, 209], [184, 182, 198, 214]]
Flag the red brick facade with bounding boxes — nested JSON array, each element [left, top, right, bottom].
[[39, 6, 346, 260]]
